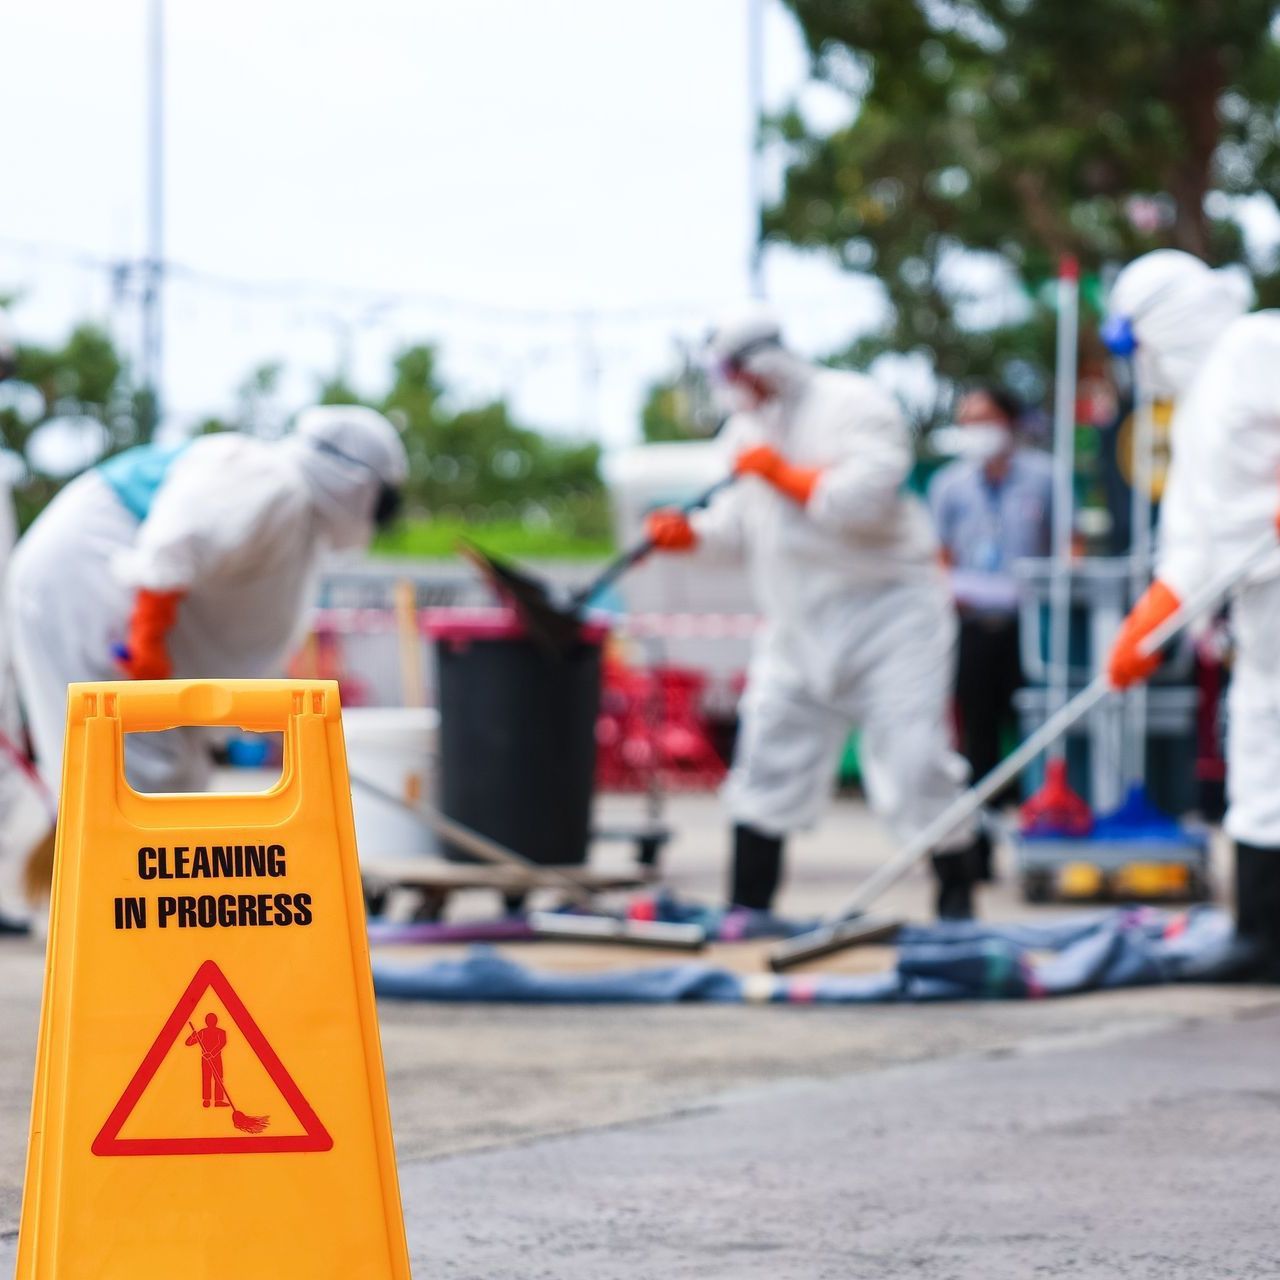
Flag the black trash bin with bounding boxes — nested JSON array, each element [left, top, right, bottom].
[[424, 608, 607, 866]]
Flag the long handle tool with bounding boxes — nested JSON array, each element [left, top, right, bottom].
[[459, 474, 737, 655], [767, 529, 1278, 972], [348, 771, 706, 951], [568, 473, 738, 611]]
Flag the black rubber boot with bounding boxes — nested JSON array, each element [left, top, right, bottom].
[[972, 828, 995, 883], [1234, 842, 1280, 982], [931, 842, 978, 921], [730, 824, 785, 912]]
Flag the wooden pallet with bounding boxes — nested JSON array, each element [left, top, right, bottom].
[[360, 857, 658, 920]]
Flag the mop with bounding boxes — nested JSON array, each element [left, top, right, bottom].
[[1018, 257, 1093, 837], [432, 481, 738, 950], [767, 526, 1278, 971], [348, 771, 707, 951], [458, 475, 738, 655], [187, 1020, 269, 1135]]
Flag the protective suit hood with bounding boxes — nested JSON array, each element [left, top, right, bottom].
[[1107, 250, 1252, 396], [286, 406, 409, 550], [707, 303, 811, 404]]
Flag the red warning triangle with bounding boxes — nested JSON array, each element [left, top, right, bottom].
[[93, 959, 333, 1157]]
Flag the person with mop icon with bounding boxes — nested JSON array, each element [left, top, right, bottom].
[[186, 1012, 269, 1134]]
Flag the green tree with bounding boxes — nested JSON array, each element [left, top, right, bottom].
[[0, 315, 608, 542], [333, 342, 608, 539], [378, 344, 447, 490], [640, 356, 722, 443], [317, 374, 364, 408], [196, 361, 287, 436], [766, 0, 1280, 422], [641, 376, 697, 443], [0, 322, 140, 527]]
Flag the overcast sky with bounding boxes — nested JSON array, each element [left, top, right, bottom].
[[1, 0, 888, 450]]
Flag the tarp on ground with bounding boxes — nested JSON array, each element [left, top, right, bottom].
[[366, 895, 811, 946], [372, 906, 1254, 1004]]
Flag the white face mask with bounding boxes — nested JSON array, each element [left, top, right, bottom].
[[932, 423, 1013, 461]]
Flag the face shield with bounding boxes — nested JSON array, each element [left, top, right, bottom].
[[705, 356, 758, 415], [308, 439, 404, 531], [704, 334, 786, 415], [704, 305, 788, 414]]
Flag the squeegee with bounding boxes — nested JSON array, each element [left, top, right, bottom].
[[348, 771, 707, 952], [768, 528, 1278, 972], [459, 474, 737, 654]]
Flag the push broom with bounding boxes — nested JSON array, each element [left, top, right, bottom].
[[348, 771, 707, 951], [458, 474, 738, 656], [188, 1021, 269, 1135], [767, 527, 1279, 971]]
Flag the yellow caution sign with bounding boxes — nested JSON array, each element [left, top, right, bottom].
[[17, 680, 411, 1278]]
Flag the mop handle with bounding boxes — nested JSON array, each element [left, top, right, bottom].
[[819, 528, 1278, 924], [348, 770, 601, 912], [569, 474, 738, 610]]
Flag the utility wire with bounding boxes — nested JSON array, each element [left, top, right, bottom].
[[0, 233, 875, 327], [0, 235, 720, 326]]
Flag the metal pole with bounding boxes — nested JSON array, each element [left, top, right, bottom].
[[141, 0, 165, 438], [1125, 358, 1157, 787], [746, 0, 766, 299], [1046, 256, 1079, 758]]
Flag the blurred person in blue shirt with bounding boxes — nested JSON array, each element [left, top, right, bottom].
[[929, 385, 1053, 851]]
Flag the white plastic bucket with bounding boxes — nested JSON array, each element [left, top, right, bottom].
[[342, 707, 439, 859]]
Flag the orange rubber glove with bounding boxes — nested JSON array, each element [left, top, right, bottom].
[[734, 444, 821, 506], [1108, 580, 1180, 689], [117, 589, 184, 680], [645, 509, 697, 552]]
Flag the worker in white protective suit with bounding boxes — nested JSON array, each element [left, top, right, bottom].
[[1101, 250, 1280, 976], [0, 309, 50, 929], [645, 306, 984, 917], [7, 405, 408, 798]]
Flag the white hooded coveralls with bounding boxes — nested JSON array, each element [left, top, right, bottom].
[[1154, 313, 1280, 846], [1108, 251, 1279, 845], [694, 356, 972, 849], [0, 476, 48, 919], [7, 410, 406, 794]]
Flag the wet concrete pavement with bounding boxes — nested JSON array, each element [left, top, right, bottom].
[[397, 1005, 1280, 1278], [3, 792, 1274, 1276]]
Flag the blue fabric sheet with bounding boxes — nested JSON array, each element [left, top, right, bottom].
[[374, 947, 744, 1003], [372, 906, 1251, 1005]]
